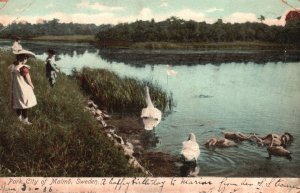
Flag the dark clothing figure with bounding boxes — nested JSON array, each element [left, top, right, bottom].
[[45, 55, 59, 87]]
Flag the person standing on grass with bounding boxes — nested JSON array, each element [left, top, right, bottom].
[[9, 50, 37, 125], [45, 49, 59, 87], [11, 37, 22, 54]]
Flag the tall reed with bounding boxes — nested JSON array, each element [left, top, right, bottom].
[[76, 67, 173, 114]]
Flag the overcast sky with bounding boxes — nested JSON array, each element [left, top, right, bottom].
[[0, 0, 299, 26]]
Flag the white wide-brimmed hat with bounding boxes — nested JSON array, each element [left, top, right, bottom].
[[14, 49, 36, 57]]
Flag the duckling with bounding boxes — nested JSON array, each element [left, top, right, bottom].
[[281, 132, 293, 146], [250, 133, 292, 147], [267, 134, 292, 160], [205, 138, 237, 148], [249, 134, 283, 147], [222, 131, 250, 141]]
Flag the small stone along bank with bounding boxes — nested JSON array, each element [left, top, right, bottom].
[[85, 99, 181, 177]]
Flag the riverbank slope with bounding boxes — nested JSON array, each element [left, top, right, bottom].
[[0, 50, 179, 177], [0, 50, 143, 177]]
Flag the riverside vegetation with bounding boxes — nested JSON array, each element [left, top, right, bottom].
[[0, 50, 172, 176], [1, 17, 300, 49], [96, 17, 300, 47], [76, 67, 173, 113]]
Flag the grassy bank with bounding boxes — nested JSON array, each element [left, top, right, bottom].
[[76, 67, 173, 113], [18, 35, 300, 50], [21, 35, 300, 50], [97, 41, 300, 50], [0, 50, 143, 177], [30, 35, 95, 43]]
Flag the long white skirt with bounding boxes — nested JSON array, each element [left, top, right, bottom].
[[10, 64, 37, 109]]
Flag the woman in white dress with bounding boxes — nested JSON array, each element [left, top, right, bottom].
[[9, 51, 37, 125]]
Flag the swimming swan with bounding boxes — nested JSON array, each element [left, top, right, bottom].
[[180, 133, 200, 163], [141, 86, 162, 130], [166, 65, 177, 77]]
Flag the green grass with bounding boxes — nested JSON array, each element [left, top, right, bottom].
[[0, 50, 143, 177], [30, 35, 95, 43], [75, 67, 173, 114]]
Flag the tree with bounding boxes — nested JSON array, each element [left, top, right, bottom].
[[284, 19, 300, 43], [258, 15, 265, 23]]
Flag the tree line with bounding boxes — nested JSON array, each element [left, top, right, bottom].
[[0, 19, 110, 39], [0, 17, 299, 44], [96, 16, 300, 44]]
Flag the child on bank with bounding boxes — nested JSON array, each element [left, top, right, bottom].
[[9, 50, 37, 125], [45, 49, 59, 87]]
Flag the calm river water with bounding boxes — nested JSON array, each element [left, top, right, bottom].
[[1, 40, 300, 177]]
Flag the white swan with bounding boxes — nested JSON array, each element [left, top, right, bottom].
[[141, 86, 162, 130], [180, 133, 200, 163], [166, 65, 177, 76]]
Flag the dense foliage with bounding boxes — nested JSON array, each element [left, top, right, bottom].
[[0, 50, 143, 177], [1, 17, 299, 44], [0, 17, 300, 43], [95, 17, 300, 44], [0, 19, 111, 39]]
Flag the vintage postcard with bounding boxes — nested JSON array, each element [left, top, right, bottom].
[[0, 0, 300, 192]]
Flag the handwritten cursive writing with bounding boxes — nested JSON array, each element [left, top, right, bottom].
[[275, 179, 300, 189]]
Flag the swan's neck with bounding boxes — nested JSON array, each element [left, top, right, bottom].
[[145, 86, 154, 107]]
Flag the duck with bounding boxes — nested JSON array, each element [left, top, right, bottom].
[[140, 86, 162, 130], [267, 134, 292, 160], [222, 131, 250, 141], [205, 138, 237, 148], [180, 133, 200, 163]]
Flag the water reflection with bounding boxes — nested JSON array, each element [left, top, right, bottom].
[[140, 130, 160, 149], [180, 162, 200, 177], [97, 48, 300, 67]]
